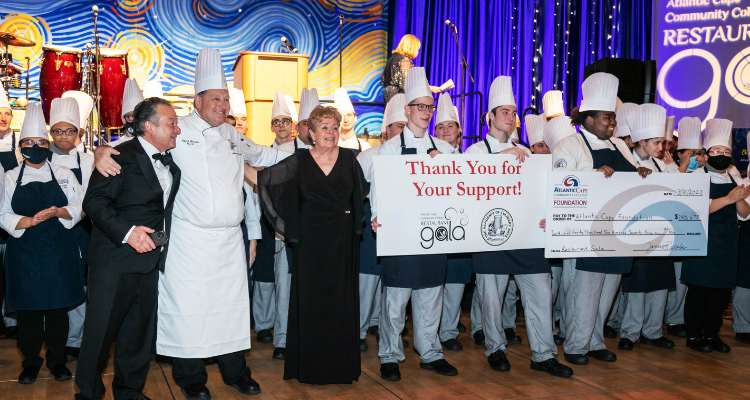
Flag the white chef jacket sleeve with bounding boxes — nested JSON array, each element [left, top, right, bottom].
[[57, 166, 84, 229], [359, 139, 372, 151], [239, 137, 292, 167], [243, 182, 262, 240], [729, 167, 750, 221], [0, 172, 24, 237], [464, 142, 486, 154], [80, 152, 95, 191], [666, 162, 680, 173], [552, 135, 593, 172]]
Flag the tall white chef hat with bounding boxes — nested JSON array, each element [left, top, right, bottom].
[[434, 93, 458, 126], [0, 85, 10, 110], [194, 48, 227, 94], [380, 113, 388, 134], [62, 90, 93, 129], [703, 118, 733, 150], [228, 88, 246, 117], [121, 78, 144, 117], [488, 76, 516, 112], [629, 103, 667, 142], [579, 72, 619, 112], [333, 87, 355, 114], [385, 93, 408, 126], [453, 106, 461, 126], [676, 117, 702, 150], [614, 102, 638, 138], [284, 95, 298, 122], [542, 90, 564, 119], [404, 67, 432, 105], [665, 116, 675, 141], [142, 81, 164, 99], [543, 116, 576, 152], [298, 88, 319, 121], [49, 97, 81, 131], [524, 114, 547, 146], [271, 91, 291, 120], [20, 103, 47, 140]]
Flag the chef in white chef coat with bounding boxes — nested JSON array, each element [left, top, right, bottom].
[[228, 88, 249, 136], [334, 88, 371, 154], [288, 88, 319, 150], [61, 90, 94, 154], [110, 79, 144, 148], [613, 101, 637, 151], [543, 90, 565, 121], [141, 81, 164, 100], [0, 85, 15, 334], [433, 94, 463, 154]]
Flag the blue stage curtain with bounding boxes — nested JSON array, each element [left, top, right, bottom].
[[389, 0, 653, 148]]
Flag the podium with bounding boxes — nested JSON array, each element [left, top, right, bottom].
[[232, 52, 309, 145]]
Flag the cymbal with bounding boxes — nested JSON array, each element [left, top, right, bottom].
[[0, 32, 36, 47]]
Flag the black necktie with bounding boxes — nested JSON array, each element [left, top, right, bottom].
[[152, 152, 173, 167]]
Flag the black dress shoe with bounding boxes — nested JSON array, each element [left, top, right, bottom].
[[368, 325, 379, 336], [50, 364, 72, 381], [553, 335, 565, 345], [504, 328, 522, 344], [65, 346, 80, 361], [530, 358, 574, 378], [640, 336, 675, 349], [203, 357, 218, 365], [686, 338, 713, 353], [706, 337, 730, 353], [402, 338, 409, 349], [360, 339, 368, 352], [487, 350, 511, 371], [256, 329, 273, 344], [18, 366, 39, 384], [473, 330, 486, 346], [181, 383, 211, 400], [563, 353, 588, 365], [457, 322, 466, 333], [272, 347, 285, 359], [736, 332, 750, 344], [420, 359, 458, 376], [667, 324, 688, 338], [603, 325, 618, 338], [618, 338, 634, 350], [230, 371, 261, 396], [586, 349, 617, 362], [5, 326, 17, 339], [154, 355, 173, 365], [380, 362, 401, 381], [132, 393, 152, 400], [441, 338, 463, 351]]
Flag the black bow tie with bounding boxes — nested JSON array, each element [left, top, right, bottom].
[[152, 152, 173, 166]]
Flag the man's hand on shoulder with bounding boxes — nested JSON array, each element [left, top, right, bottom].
[[94, 145, 122, 177]]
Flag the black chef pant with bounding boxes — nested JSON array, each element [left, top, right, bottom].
[[172, 351, 249, 388], [17, 308, 69, 369], [684, 283, 731, 339]]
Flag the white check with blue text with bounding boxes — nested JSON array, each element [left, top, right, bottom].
[[544, 171, 711, 258]]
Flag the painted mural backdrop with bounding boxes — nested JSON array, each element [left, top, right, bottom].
[[0, 0, 387, 135]]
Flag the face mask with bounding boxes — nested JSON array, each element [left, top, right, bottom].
[[686, 156, 699, 172], [707, 155, 732, 170], [124, 122, 134, 137], [21, 144, 52, 164]]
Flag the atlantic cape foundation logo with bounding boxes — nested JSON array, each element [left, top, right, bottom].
[[552, 175, 588, 207], [481, 208, 513, 246]]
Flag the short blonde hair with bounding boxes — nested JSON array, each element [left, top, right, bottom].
[[308, 105, 342, 132], [393, 34, 421, 59]]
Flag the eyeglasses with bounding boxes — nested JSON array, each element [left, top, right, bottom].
[[272, 118, 293, 127], [408, 103, 437, 112], [20, 139, 50, 147], [51, 128, 78, 136], [708, 150, 732, 156]]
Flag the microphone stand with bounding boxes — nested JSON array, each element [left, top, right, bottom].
[[339, 14, 343, 87], [449, 23, 474, 133], [93, 7, 102, 146]]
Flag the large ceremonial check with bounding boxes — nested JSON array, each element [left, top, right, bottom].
[[544, 171, 711, 258], [373, 154, 551, 256]]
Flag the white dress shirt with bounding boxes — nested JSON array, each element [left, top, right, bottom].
[[465, 133, 532, 155], [552, 128, 635, 171]]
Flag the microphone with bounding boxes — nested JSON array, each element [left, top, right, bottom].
[[281, 36, 298, 53], [445, 19, 456, 28], [92, 5, 98, 17]]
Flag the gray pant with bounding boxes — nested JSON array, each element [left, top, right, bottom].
[[665, 261, 687, 325], [476, 273, 556, 362], [733, 287, 750, 334], [67, 293, 86, 348], [606, 287, 625, 330], [551, 266, 564, 336], [470, 283, 483, 337], [252, 281, 275, 331], [359, 274, 381, 339], [563, 261, 621, 355], [439, 283, 464, 342], [273, 240, 291, 348], [502, 279, 518, 331], [379, 286, 444, 364], [0, 244, 15, 328], [620, 290, 668, 341]]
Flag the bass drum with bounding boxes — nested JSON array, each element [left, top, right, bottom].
[[40, 45, 82, 123], [97, 48, 129, 128]]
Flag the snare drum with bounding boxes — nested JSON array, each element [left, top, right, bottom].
[[97, 48, 129, 128], [40, 45, 82, 123]]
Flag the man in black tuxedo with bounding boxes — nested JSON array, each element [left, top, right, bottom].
[[75, 97, 181, 400]]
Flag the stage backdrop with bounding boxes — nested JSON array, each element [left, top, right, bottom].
[[656, 0, 750, 131], [0, 0, 387, 135]]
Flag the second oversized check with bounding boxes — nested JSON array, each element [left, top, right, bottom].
[[374, 154, 551, 256], [544, 171, 711, 258]]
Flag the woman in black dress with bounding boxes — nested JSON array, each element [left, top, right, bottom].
[[251, 105, 368, 384], [381, 34, 441, 106]]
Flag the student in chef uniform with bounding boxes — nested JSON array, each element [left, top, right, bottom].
[[280, 88, 318, 152], [61, 90, 95, 154], [142, 81, 164, 100], [277, 94, 310, 154], [464, 77, 572, 378], [661, 117, 680, 172], [334, 88, 371, 155], [371, 67, 456, 381], [681, 119, 750, 354], [229, 88, 249, 137], [617, 104, 676, 351], [552, 73, 652, 365], [357, 94, 409, 352], [734, 131, 750, 346], [0, 85, 18, 337], [613, 100, 636, 151], [543, 91, 565, 121], [111, 79, 144, 147], [47, 98, 96, 361], [0, 103, 85, 384]]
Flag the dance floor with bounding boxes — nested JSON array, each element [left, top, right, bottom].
[[2, 313, 749, 399]]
